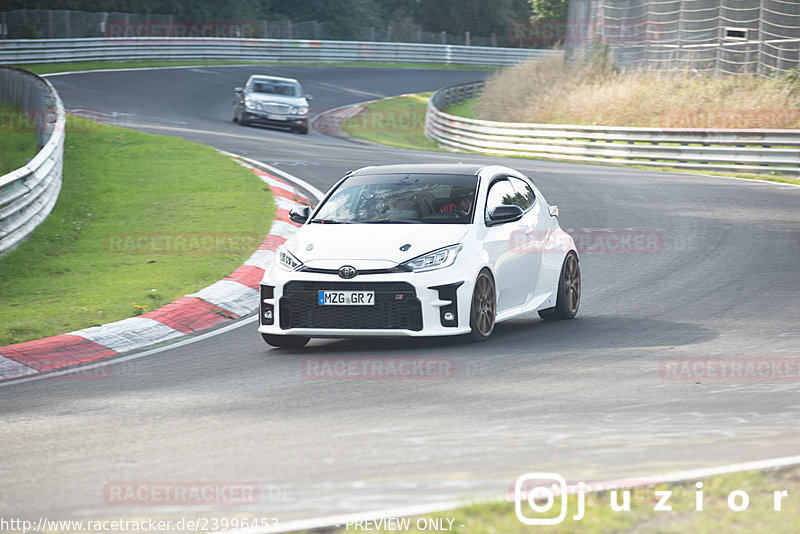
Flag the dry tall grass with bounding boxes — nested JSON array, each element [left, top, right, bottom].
[[476, 57, 800, 128]]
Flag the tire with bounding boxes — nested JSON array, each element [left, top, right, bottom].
[[262, 334, 310, 348], [296, 126, 309, 135], [539, 251, 580, 320], [232, 110, 238, 123], [239, 112, 251, 126], [469, 270, 496, 341]]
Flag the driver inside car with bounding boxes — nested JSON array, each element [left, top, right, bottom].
[[439, 187, 474, 217]]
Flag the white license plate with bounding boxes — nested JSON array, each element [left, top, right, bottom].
[[266, 113, 287, 121], [318, 290, 375, 306]]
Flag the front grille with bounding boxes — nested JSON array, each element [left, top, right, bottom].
[[263, 103, 291, 114], [280, 281, 422, 331]]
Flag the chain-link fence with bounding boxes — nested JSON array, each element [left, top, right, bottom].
[[565, 0, 800, 76], [0, 9, 506, 47]]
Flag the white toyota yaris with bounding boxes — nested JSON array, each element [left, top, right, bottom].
[[258, 164, 580, 348]]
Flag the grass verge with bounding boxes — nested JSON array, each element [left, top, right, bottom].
[[0, 115, 274, 346], [322, 466, 800, 533], [0, 103, 39, 175], [343, 92, 800, 186], [21, 60, 493, 76], [444, 98, 478, 119], [477, 56, 800, 128], [342, 93, 438, 150]]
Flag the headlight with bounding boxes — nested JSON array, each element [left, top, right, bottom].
[[244, 97, 256, 109], [276, 247, 303, 271], [294, 105, 309, 116], [401, 244, 462, 272]]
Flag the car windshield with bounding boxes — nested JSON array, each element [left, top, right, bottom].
[[249, 80, 301, 97], [312, 173, 478, 224]]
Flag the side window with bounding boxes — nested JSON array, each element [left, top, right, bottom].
[[509, 177, 536, 211], [484, 179, 517, 221]]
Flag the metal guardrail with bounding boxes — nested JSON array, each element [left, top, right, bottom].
[[0, 37, 560, 67], [0, 67, 65, 254], [426, 82, 800, 177]]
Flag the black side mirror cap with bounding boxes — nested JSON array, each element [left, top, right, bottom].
[[289, 206, 312, 224], [487, 204, 523, 226]]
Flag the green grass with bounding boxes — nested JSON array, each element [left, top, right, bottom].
[[0, 103, 39, 175], [322, 467, 800, 533], [21, 60, 493, 76], [342, 93, 438, 150], [444, 97, 478, 119], [343, 92, 800, 186], [0, 115, 274, 346]]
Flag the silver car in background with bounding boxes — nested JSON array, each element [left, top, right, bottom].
[[232, 75, 312, 134]]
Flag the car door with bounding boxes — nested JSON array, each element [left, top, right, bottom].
[[482, 176, 532, 311]]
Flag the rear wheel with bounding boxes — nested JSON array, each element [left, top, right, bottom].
[[262, 334, 310, 348], [539, 251, 580, 320], [469, 270, 496, 341]]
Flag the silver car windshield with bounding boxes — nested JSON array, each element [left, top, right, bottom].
[[311, 173, 478, 225], [250, 81, 301, 97]]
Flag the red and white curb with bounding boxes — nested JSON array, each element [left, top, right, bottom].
[[0, 158, 316, 381]]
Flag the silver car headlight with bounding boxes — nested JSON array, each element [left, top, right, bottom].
[[294, 105, 309, 116], [401, 244, 462, 272], [244, 97, 256, 110], [276, 247, 303, 271]]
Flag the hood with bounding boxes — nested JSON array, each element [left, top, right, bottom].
[[284, 224, 469, 270]]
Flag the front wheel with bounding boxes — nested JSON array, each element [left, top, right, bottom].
[[539, 251, 580, 320], [262, 334, 310, 348], [469, 270, 496, 341]]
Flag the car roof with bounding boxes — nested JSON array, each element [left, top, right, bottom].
[[349, 163, 488, 176], [248, 75, 300, 84]]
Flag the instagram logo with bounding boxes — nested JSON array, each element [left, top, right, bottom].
[[514, 473, 569, 525]]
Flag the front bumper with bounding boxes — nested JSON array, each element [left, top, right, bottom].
[[244, 111, 307, 128], [258, 269, 474, 338]]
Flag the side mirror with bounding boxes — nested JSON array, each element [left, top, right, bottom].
[[487, 204, 523, 226], [549, 205, 559, 218], [304, 94, 313, 101], [234, 87, 244, 94], [289, 206, 312, 224]]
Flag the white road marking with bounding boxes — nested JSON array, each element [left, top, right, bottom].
[[186, 280, 259, 318], [71, 317, 183, 353]]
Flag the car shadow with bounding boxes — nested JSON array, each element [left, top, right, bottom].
[[267, 315, 717, 355]]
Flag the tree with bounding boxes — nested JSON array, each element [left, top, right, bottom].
[[530, 0, 568, 21], [420, 0, 531, 37], [268, 0, 379, 39]]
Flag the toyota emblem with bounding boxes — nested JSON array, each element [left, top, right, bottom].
[[338, 265, 357, 279]]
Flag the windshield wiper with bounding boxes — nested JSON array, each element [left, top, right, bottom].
[[310, 218, 349, 224]]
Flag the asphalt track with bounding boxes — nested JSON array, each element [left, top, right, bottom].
[[1, 65, 799, 523]]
